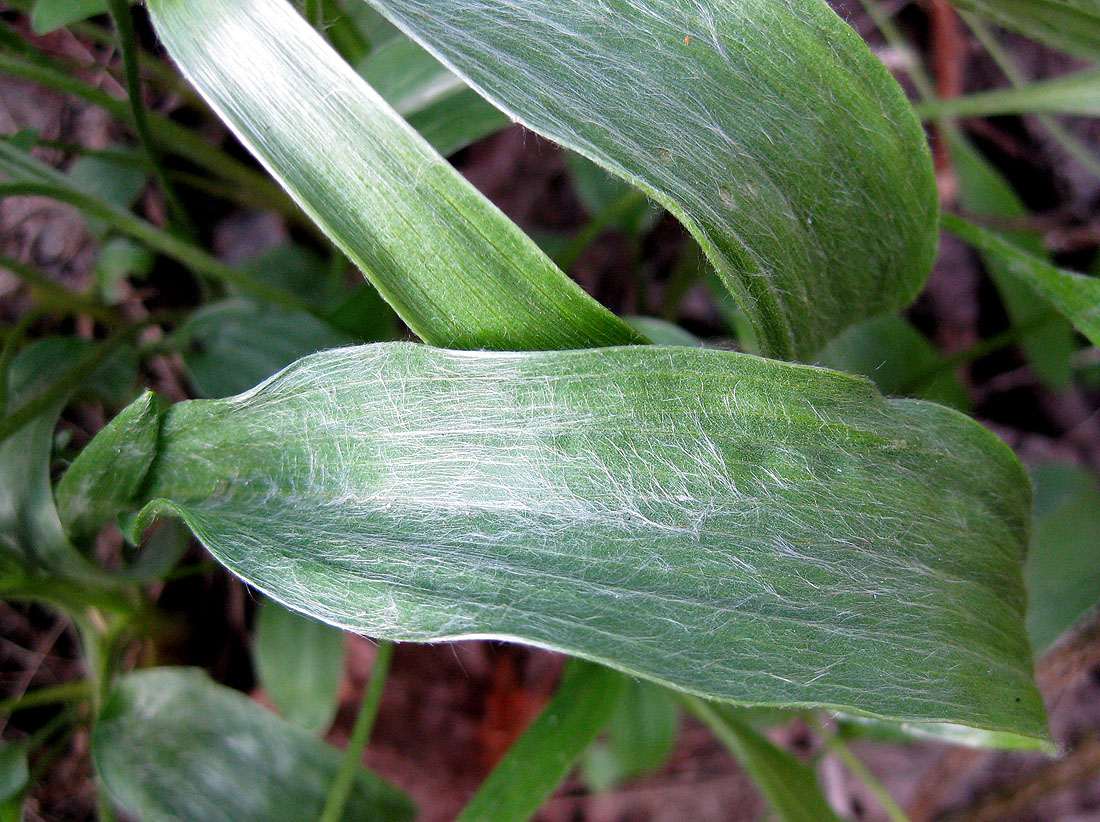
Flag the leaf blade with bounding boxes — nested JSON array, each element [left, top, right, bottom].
[[356, 0, 939, 359], [92, 667, 414, 822], [146, 0, 642, 352], [120, 343, 1046, 743]]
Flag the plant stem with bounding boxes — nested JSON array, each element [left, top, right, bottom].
[[0, 49, 303, 222], [319, 640, 394, 822], [807, 715, 910, 822], [0, 680, 90, 716], [0, 253, 123, 327], [0, 179, 315, 318], [106, 0, 196, 239]]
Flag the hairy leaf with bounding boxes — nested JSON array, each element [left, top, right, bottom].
[[946, 0, 1100, 61], [254, 598, 347, 734], [356, 0, 938, 359], [357, 36, 509, 156], [107, 343, 1047, 742], [944, 214, 1100, 348], [146, 0, 641, 352], [93, 668, 414, 822], [456, 661, 624, 822]]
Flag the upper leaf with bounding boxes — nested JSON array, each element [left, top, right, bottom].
[[119, 343, 1046, 744], [146, 0, 642, 352], [356, 0, 939, 359]]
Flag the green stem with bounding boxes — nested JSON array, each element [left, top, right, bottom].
[[106, 0, 196, 239], [0, 680, 91, 716], [0, 49, 303, 223], [319, 640, 394, 822], [807, 715, 910, 822], [0, 253, 123, 327], [0, 179, 315, 318]]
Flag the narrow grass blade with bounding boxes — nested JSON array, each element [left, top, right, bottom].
[[146, 0, 642, 352], [456, 661, 625, 822], [944, 214, 1100, 348], [357, 0, 939, 359], [947, 132, 1077, 390], [73, 343, 1049, 743], [921, 68, 1100, 119], [686, 698, 843, 822], [946, 0, 1100, 61], [92, 668, 414, 822]]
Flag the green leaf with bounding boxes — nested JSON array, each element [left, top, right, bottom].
[[254, 598, 347, 734], [816, 315, 970, 409], [238, 244, 344, 311], [176, 298, 355, 398], [947, 133, 1077, 390], [943, 214, 1100, 349], [686, 699, 843, 822], [0, 338, 133, 574], [56, 391, 161, 545], [945, 0, 1100, 61], [621, 317, 702, 348], [113, 343, 1047, 743], [582, 678, 679, 791], [67, 152, 148, 240], [456, 660, 625, 822], [1026, 462, 1100, 653], [922, 69, 1100, 119], [93, 667, 415, 822], [357, 36, 509, 156], [0, 744, 28, 806], [355, 0, 938, 360], [31, 0, 108, 33], [146, 0, 642, 352], [95, 237, 154, 305]]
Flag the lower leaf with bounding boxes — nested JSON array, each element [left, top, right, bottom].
[[82, 343, 1047, 744]]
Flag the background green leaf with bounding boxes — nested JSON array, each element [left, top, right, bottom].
[[947, 132, 1077, 390], [923, 69, 1100, 119], [686, 699, 842, 822], [946, 0, 1100, 61], [455, 660, 625, 822], [254, 598, 347, 734], [944, 214, 1100, 349], [1026, 462, 1100, 653], [114, 343, 1046, 743], [357, 0, 938, 360], [92, 667, 414, 822]]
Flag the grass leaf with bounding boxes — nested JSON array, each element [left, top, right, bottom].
[[146, 0, 642, 352], [455, 660, 625, 822]]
